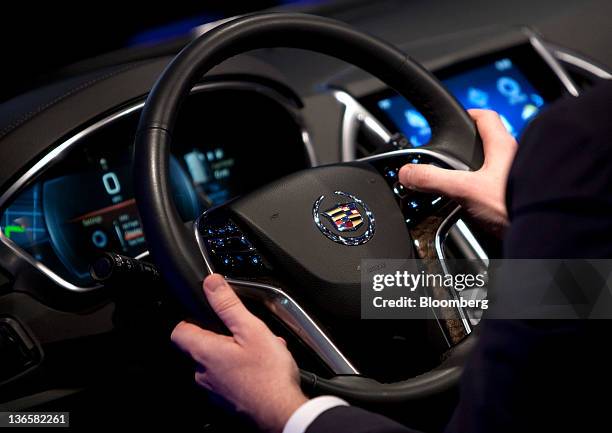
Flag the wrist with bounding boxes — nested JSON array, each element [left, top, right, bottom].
[[267, 389, 309, 433], [281, 395, 350, 433]]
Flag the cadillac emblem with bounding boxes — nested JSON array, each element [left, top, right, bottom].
[[323, 202, 364, 232], [313, 191, 375, 246]]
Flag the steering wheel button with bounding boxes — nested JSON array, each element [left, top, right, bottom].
[[384, 167, 398, 179], [209, 237, 225, 247], [393, 182, 408, 198], [226, 236, 253, 251], [225, 223, 239, 233]]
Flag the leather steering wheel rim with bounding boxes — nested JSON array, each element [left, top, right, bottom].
[[134, 12, 482, 403]]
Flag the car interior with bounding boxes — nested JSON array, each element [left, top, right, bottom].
[[1, 0, 610, 430]]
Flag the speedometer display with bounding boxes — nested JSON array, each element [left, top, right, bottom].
[[41, 156, 200, 281], [0, 87, 311, 287], [2, 148, 201, 285]]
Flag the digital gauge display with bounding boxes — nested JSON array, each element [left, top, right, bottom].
[[1, 152, 201, 285], [183, 147, 236, 205], [0, 87, 311, 287]]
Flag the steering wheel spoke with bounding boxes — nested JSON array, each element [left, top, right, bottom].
[[361, 149, 475, 343], [194, 204, 359, 375]]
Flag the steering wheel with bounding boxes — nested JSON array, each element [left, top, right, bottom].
[[134, 13, 483, 404]]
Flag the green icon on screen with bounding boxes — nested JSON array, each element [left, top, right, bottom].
[[4, 225, 25, 238]]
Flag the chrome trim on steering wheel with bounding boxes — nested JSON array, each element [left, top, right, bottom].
[[357, 148, 470, 171], [332, 89, 393, 162], [434, 207, 474, 334], [227, 279, 360, 375], [193, 214, 359, 376]]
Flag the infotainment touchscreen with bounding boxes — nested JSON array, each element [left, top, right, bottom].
[[377, 57, 545, 146], [362, 44, 566, 148]]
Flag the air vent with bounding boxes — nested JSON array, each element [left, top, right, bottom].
[[0, 318, 42, 385]]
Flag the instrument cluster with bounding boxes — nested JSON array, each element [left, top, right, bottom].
[[0, 85, 312, 288]]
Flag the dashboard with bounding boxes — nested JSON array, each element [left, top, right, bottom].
[[0, 37, 585, 295], [0, 85, 312, 288]]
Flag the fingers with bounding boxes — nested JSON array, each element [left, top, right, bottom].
[[203, 274, 261, 337], [194, 366, 213, 391], [399, 164, 469, 200], [468, 109, 518, 166], [195, 372, 212, 391], [468, 109, 509, 145], [399, 110, 516, 205], [171, 321, 227, 364]]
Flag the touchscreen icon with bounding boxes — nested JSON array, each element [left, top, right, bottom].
[[404, 109, 427, 129], [495, 58, 513, 71], [404, 109, 431, 147], [497, 77, 527, 105], [531, 93, 544, 107], [522, 104, 539, 121], [467, 87, 489, 107]]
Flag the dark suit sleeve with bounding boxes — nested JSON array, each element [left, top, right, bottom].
[[306, 406, 418, 433], [445, 80, 612, 433], [503, 80, 612, 259], [308, 80, 612, 433]]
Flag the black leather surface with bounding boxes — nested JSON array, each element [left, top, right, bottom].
[[229, 162, 413, 319], [301, 334, 477, 404]]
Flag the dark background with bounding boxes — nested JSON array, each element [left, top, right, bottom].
[[1, 0, 611, 104], [0, 1, 329, 103]]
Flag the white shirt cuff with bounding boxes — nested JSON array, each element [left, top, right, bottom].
[[282, 396, 349, 433]]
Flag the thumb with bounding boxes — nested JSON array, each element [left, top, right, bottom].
[[399, 164, 469, 200], [203, 274, 258, 335]]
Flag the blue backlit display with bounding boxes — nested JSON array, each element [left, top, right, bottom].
[[377, 58, 546, 147]]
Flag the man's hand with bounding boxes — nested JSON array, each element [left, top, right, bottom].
[[399, 109, 518, 236], [171, 274, 308, 433]]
